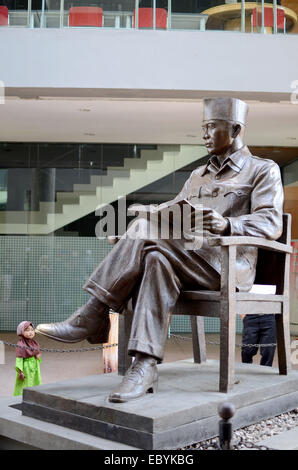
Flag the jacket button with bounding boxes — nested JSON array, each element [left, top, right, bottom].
[[212, 189, 219, 197]]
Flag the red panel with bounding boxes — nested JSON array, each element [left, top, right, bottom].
[[69, 7, 103, 27], [291, 242, 298, 274], [252, 6, 285, 28], [0, 6, 8, 26], [133, 8, 167, 29]]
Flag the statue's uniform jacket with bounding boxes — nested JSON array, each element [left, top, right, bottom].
[[83, 145, 283, 360]]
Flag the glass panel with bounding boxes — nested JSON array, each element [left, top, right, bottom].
[[0, 144, 29, 332], [168, 1, 246, 33], [283, 159, 298, 335], [196, 0, 243, 32], [63, 0, 135, 28], [1, 0, 297, 31], [0, 0, 32, 27], [0, 142, 141, 331], [35, 0, 64, 28], [169, 0, 209, 31], [183, 0, 297, 35], [252, 0, 298, 35], [102, 0, 136, 29]]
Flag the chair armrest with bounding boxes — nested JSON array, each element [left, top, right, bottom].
[[208, 236, 293, 254]]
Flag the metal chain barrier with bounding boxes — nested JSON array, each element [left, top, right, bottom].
[[0, 340, 118, 353], [170, 334, 277, 349], [0, 333, 276, 353], [0, 335, 276, 353]]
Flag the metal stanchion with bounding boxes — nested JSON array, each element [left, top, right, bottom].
[[167, 0, 171, 29], [218, 402, 235, 450], [273, 0, 277, 34], [135, 0, 139, 29], [261, 0, 265, 34], [241, 0, 246, 33]]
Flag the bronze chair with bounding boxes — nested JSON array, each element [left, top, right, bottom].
[[112, 213, 293, 393]]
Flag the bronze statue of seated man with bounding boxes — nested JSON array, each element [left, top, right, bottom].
[[36, 97, 283, 403]]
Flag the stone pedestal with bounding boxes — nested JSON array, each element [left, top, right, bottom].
[[19, 359, 298, 450]]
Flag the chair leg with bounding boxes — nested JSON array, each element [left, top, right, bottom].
[[117, 300, 133, 376], [275, 302, 291, 375], [219, 310, 236, 392], [219, 245, 236, 393], [191, 316, 206, 363]]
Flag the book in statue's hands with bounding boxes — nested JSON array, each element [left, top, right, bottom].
[[127, 199, 200, 226], [127, 199, 203, 249]]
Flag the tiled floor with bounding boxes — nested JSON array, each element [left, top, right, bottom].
[[1, 331, 295, 398]]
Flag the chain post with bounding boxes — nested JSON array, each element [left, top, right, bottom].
[[218, 402, 235, 450]]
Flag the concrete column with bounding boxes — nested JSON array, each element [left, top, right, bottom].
[[31, 168, 56, 211]]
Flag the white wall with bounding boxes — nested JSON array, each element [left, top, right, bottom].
[[0, 28, 297, 98]]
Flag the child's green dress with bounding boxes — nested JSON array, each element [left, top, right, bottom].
[[14, 356, 42, 396]]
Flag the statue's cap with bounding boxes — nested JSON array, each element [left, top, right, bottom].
[[203, 97, 248, 126]]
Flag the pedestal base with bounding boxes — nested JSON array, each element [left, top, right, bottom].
[[17, 359, 298, 450]]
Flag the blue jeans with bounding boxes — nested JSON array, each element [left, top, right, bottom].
[[241, 314, 277, 367]]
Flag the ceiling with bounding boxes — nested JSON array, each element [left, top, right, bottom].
[[0, 97, 298, 162]]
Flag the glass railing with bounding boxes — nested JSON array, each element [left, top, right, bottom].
[[0, 0, 297, 33], [0, 142, 155, 213]]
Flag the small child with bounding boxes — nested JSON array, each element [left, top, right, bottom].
[[13, 321, 42, 396]]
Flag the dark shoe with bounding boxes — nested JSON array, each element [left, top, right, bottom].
[[36, 297, 110, 344], [109, 354, 158, 403]]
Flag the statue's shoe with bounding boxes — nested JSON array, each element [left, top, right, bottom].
[[109, 355, 158, 403], [36, 297, 110, 344]]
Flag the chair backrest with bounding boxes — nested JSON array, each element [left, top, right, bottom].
[[133, 8, 167, 29], [252, 6, 285, 28], [69, 7, 103, 27], [0, 6, 8, 26], [254, 214, 291, 294]]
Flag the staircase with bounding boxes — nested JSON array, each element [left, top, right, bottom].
[[0, 145, 206, 235]]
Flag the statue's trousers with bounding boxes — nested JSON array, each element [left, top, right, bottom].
[[83, 218, 219, 360]]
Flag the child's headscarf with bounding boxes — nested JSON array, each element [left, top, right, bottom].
[[16, 321, 41, 359]]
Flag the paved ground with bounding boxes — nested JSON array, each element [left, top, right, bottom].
[[258, 426, 298, 450]]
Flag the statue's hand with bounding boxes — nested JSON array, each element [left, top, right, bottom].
[[202, 208, 229, 235]]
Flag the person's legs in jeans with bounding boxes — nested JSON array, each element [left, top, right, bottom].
[[259, 314, 276, 366], [241, 315, 260, 364]]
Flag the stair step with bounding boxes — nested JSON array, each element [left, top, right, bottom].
[[55, 192, 78, 200], [109, 160, 147, 171], [106, 169, 131, 177], [73, 175, 115, 192], [0, 210, 47, 224], [0, 145, 208, 234]]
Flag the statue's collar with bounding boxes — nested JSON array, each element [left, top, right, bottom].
[[227, 145, 252, 170], [203, 145, 251, 175]]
